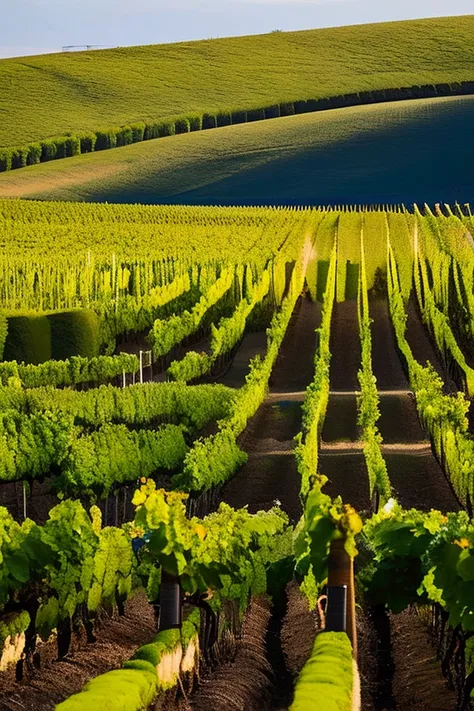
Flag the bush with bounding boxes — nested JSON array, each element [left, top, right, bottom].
[[279, 102, 295, 116], [293, 100, 308, 114], [202, 113, 217, 130], [188, 114, 202, 132], [41, 140, 57, 162], [144, 122, 159, 140], [216, 111, 231, 127], [54, 137, 68, 159], [158, 120, 176, 137], [131, 123, 146, 142], [144, 120, 176, 139], [80, 133, 97, 153], [0, 312, 7, 359], [65, 135, 81, 157], [26, 143, 42, 165], [247, 107, 265, 122], [95, 129, 117, 151], [116, 126, 133, 147], [264, 105, 280, 119], [11, 147, 27, 169], [0, 149, 12, 172], [174, 117, 190, 134], [48, 309, 100, 360], [231, 109, 247, 124], [3, 314, 52, 364]]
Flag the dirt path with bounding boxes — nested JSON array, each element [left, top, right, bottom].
[[0, 592, 156, 711], [369, 299, 408, 390], [222, 294, 321, 524], [217, 332, 267, 388], [390, 609, 456, 711], [185, 583, 316, 711], [329, 300, 361, 391]]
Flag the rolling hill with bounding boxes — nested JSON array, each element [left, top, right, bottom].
[[1, 15, 474, 149], [1, 95, 473, 206]]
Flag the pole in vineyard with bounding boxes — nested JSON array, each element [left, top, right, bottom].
[[327, 537, 357, 658], [158, 571, 182, 632]]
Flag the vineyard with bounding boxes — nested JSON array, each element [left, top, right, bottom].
[[0, 198, 473, 711]]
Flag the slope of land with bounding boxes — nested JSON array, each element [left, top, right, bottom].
[[2, 95, 474, 205], [1, 15, 474, 148]]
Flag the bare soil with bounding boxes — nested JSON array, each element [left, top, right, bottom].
[[378, 393, 426, 444], [369, 299, 408, 390], [329, 300, 361, 391], [0, 591, 156, 711], [390, 609, 456, 711], [186, 583, 316, 711], [217, 332, 267, 389], [318, 450, 371, 512], [384, 451, 460, 513], [223, 294, 321, 524], [322, 394, 359, 442]]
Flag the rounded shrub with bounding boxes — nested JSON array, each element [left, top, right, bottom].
[[175, 117, 190, 134], [26, 143, 42, 165], [216, 111, 231, 127], [79, 133, 97, 153], [131, 123, 146, 142], [157, 121, 176, 137], [41, 141, 58, 162], [188, 114, 203, 132], [11, 148, 27, 170], [47, 309, 100, 360], [95, 129, 117, 151], [116, 126, 133, 147], [65, 135, 81, 157], [3, 314, 52, 364], [202, 113, 217, 130], [0, 149, 12, 172]]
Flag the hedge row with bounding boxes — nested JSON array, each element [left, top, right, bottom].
[[2, 80, 474, 173], [3, 310, 100, 364]]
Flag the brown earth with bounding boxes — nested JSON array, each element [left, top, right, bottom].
[[329, 300, 361, 391], [0, 591, 156, 711], [223, 293, 321, 524], [390, 609, 456, 711]]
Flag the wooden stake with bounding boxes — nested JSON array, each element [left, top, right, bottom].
[[327, 538, 357, 659]]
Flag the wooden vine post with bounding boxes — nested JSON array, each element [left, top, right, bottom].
[[327, 537, 357, 659], [158, 571, 182, 632]]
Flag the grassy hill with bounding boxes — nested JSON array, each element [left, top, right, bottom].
[[1, 15, 474, 148], [1, 95, 472, 206]]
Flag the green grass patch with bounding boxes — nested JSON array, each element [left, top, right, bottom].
[[1, 95, 473, 206], [1, 16, 474, 151]]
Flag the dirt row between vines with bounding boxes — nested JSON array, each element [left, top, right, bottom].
[[0, 292, 462, 710]]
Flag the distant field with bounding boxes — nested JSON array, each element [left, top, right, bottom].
[[1, 95, 473, 206], [1, 15, 474, 148]]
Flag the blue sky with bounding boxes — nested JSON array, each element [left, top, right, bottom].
[[1, 0, 473, 58]]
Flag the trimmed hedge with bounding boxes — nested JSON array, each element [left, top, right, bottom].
[[247, 107, 265, 122], [3, 314, 51, 365], [0, 312, 7, 360], [47, 309, 100, 360], [290, 631, 355, 711], [264, 104, 280, 119], [2, 80, 474, 173], [202, 112, 217, 130], [56, 610, 201, 711]]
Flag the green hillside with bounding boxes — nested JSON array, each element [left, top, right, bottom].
[[1, 15, 474, 148], [1, 95, 472, 206]]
